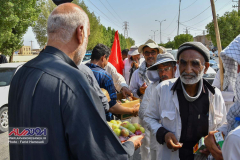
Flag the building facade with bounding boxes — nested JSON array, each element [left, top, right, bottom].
[[193, 35, 213, 50], [19, 46, 32, 55]]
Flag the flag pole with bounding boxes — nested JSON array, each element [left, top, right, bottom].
[[210, 0, 224, 91]]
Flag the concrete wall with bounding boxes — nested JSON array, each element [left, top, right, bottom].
[[6, 55, 38, 62]]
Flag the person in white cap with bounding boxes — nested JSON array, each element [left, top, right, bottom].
[[139, 53, 177, 160], [129, 39, 164, 99], [123, 46, 144, 85]]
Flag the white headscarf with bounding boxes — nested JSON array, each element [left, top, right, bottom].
[[220, 34, 240, 134]]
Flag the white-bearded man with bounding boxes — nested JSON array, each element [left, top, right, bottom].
[[144, 42, 226, 160]]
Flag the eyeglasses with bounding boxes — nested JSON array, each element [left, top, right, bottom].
[[144, 51, 157, 56], [157, 67, 172, 73]]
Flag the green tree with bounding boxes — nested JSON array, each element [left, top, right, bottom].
[[164, 41, 175, 49], [174, 34, 193, 48], [206, 10, 240, 48], [32, 0, 135, 51], [32, 0, 56, 48], [0, 0, 40, 60], [126, 37, 135, 49]]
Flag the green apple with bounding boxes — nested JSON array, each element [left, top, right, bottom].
[[140, 127, 145, 133], [116, 120, 122, 125], [107, 122, 113, 129], [112, 124, 120, 130], [110, 120, 117, 124], [121, 121, 130, 128], [114, 128, 121, 136], [121, 129, 129, 137], [133, 123, 141, 130], [128, 124, 136, 133]]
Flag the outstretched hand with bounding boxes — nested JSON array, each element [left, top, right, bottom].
[[204, 131, 223, 160], [165, 132, 183, 152]]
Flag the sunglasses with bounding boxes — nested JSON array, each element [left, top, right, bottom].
[[143, 51, 157, 56], [157, 67, 172, 73]]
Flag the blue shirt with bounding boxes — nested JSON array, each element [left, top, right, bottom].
[[86, 63, 117, 121]]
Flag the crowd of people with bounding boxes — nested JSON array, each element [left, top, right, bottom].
[[8, 3, 240, 160]]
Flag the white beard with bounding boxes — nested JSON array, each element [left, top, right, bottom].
[[180, 66, 205, 84], [73, 36, 88, 66]]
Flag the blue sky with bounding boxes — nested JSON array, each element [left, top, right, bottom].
[[24, 0, 237, 49]]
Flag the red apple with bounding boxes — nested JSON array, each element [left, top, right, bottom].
[[135, 130, 142, 135]]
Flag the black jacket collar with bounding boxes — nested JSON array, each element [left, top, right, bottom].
[[42, 46, 79, 70]]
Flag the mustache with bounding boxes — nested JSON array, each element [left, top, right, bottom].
[[161, 75, 169, 80], [181, 72, 197, 77], [147, 57, 154, 61]]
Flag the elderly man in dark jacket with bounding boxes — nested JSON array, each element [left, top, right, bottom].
[[8, 3, 143, 160]]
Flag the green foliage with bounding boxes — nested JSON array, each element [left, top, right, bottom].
[[32, 0, 135, 51], [164, 41, 175, 49], [206, 10, 240, 48], [32, 0, 56, 48], [0, 0, 40, 57], [174, 34, 193, 48]]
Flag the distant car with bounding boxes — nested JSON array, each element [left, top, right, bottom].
[[209, 60, 219, 72], [171, 49, 178, 60], [214, 50, 219, 57], [209, 51, 215, 60], [165, 48, 172, 53], [83, 50, 92, 62], [0, 62, 25, 132], [203, 66, 216, 84]]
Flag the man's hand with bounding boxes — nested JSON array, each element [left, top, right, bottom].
[[121, 87, 133, 98], [204, 131, 223, 160], [131, 103, 139, 117], [164, 132, 182, 151], [127, 135, 144, 150], [139, 83, 147, 95], [131, 61, 139, 69]]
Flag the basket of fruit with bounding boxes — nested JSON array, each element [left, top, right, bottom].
[[116, 93, 140, 120], [107, 120, 145, 143]]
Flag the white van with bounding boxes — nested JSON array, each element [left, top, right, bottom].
[[0, 62, 24, 132]]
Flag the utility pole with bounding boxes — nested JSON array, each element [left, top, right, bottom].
[[155, 19, 166, 44], [177, 0, 182, 35], [168, 37, 171, 42], [151, 30, 158, 42], [232, 0, 240, 11], [183, 27, 189, 34], [30, 40, 34, 54], [203, 30, 206, 46], [149, 35, 153, 40], [123, 21, 129, 38]]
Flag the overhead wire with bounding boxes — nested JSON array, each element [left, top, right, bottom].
[[98, 0, 122, 24], [182, 0, 232, 27], [105, 0, 124, 22], [87, 0, 122, 28], [162, 13, 178, 31], [181, 0, 217, 23], [181, 0, 198, 11]]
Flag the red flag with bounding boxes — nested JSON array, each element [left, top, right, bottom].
[[108, 31, 124, 75]]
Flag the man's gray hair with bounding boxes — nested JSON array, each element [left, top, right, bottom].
[[47, 8, 89, 44]]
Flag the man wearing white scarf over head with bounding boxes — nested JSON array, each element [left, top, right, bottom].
[[205, 35, 240, 160]]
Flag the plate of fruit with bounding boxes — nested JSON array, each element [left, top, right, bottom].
[[107, 120, 145, 143]]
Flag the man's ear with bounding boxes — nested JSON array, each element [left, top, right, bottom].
[[174, 66, 177, 72], [77, 25, 84, 45], [177, 60, 179, 65], [101, 55, 105, 62], [204, 62, 210, 74]]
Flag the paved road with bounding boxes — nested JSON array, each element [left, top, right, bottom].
[[0, 132, 9, 160]]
